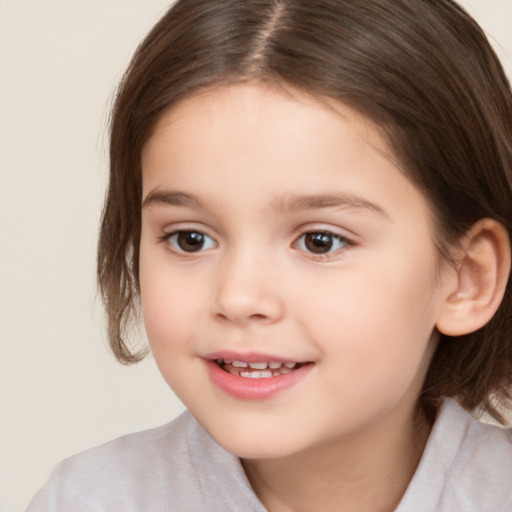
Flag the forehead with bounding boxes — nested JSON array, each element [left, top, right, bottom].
[[144, 83, 393, 160], [141, 83, 431, 224], [142, 83, 401, 181]]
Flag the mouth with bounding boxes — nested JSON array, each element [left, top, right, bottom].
[[204, 352, 314, 399], [215, 359, 306, 378]]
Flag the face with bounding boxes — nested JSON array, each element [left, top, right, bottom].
[[139, 84, 450, 459]]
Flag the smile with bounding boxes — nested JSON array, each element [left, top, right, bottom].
[[205, 355, 313, 400], [216, 359, 302, 378]]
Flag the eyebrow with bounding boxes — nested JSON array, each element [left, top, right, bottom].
[[271, 193, 388, 218], [142, 189, 202, 209], [142, 188, 388, 218]]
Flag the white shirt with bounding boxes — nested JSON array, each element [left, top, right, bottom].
[[26, 399, 512, 511]]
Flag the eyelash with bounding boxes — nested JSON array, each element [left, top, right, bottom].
[[159, 229, 353, 258]]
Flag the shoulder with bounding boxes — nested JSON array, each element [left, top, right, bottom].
[[398, 399, 512, 512], [441, 401, 512, 509], [26, 412, 194, 511], [433, 399, 512, 473], [56, 410, 195, 478], [26, 411, 263, 512]]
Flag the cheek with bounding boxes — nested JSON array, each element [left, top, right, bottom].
[[296, 250, 439, 375], [139, 247, 198, 355], [139, 272, 203, 398]]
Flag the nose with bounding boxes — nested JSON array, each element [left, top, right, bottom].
[[211, 248, 285, 326]]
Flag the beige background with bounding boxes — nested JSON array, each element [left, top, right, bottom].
[[1, 1, 511, 511]]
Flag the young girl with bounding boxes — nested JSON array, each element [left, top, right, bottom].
[[27, 0, 512, 510]]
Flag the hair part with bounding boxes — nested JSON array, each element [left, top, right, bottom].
[[98, 0, 512, 422]]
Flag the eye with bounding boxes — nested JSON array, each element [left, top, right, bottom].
[[165, 230, 216, 253], [295, 231, 349, 255]]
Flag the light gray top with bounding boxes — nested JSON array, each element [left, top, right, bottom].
[[26, 399, 512, 511]]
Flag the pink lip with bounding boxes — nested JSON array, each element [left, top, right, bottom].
[[205, 350, 303, 364], [205, 357, 313, 401]]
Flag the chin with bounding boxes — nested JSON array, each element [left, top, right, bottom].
[[222, 439, 297, 460], [205, 421, 311, 460]]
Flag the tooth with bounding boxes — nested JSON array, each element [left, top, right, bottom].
[[284, 362, 296, 369], [224, 359, 232, 364], [268, 362, 282, 369], [248, 362, 268, 370], [273, 371, 280, 376], [280, 368, 293, 374], [250, 371, 273, 378], [239, 370, 273, 379], [226, 367, 240, 375], [232, 361, 248, 368]]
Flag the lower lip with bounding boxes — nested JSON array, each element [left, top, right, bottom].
[[205, 360, 313, 400]]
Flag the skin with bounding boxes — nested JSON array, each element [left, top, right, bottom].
[[139, 83, 457, 512]]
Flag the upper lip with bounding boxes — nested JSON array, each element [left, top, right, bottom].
[[204, 350, 310, 364]]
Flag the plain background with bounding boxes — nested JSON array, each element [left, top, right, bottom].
[[1, 1, 511, 511]]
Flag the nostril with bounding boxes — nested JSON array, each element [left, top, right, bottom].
[[249, 313, 268, 321]]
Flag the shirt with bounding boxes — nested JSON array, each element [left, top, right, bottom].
[[26, 399, 512, 511]]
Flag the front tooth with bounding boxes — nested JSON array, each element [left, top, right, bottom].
[[268, 362, 282, 369], [240, 370, 273, 378], [284, 362, 296, 369], [252, 370, 273, 378], [248, 362, 268, 370], [254, 370, 272, 378], [232, 361, 248, 368]]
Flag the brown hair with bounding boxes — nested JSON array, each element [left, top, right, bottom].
[[98, 0, 512, 422]]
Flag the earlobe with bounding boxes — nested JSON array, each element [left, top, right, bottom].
[[436, 218, 511, 337]]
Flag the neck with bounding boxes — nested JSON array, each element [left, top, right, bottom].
[[242, 403, 431, 512]]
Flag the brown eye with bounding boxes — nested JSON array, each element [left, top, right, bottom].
[[168, 231, 216, 253], [298, 232, 348, 255]]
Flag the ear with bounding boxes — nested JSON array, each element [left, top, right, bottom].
[[436, 218, 511, 337]]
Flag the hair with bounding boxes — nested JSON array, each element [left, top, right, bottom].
[[98, 0, 512, 423]]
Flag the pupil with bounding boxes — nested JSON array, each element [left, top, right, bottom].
[[305, 233, 333, 254], [178, 231, 204, 252]]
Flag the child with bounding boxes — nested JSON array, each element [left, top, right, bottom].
[[27, 0, 512, 510]]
